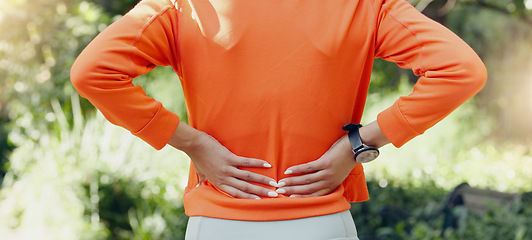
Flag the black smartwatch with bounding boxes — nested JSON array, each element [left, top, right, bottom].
[[342, 123, 379, 163]]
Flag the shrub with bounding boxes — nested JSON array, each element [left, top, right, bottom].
[[0, 97, 189, 240], [353, 179, 532, 240]]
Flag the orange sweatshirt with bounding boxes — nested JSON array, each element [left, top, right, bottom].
[[70, 0, 486, 221]]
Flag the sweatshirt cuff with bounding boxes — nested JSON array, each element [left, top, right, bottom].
[[132, 105, 180, 150], [377, 103, 421, 148]]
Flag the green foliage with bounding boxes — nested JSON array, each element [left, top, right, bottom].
[[0, 97, 189, 239], [368, 59, 406, 94], [0, 88, 529, 239], [419, 0, 532, 143], [386, 0, 532, 143], [353, 179, 532, 240], [1, 0, 531, 239], [0, 0, 188, 188], [0, 0, 188, 150], [0, 117, 13, 184], [88, 0, 139, 16], [0, 0, 110, 144], [359, 78, 532, 239], [363, 83, 531, 193], [92, 173, 188, 240], [132, 66, 188, 124], [352, 179, 447, 239], [1, 1, 189, 238]]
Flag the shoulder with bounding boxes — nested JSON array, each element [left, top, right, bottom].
[[125, 0, 179, 22]]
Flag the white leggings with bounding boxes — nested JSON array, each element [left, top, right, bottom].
[[185, 210, 359, 240]]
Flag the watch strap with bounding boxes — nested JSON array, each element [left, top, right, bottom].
[[342, 123, 363, 151]]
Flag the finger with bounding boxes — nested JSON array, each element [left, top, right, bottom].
[[283, 159, 325, 175], [226, 177, 278, 198], [289, 189, 332, 198], [198, 175, 207, 184], [218, 184, 262, 199], [233, 169, 277, 187], [278, 171, 327, 187], [232, 157, 272, 168], [275, 181, 329, 196]]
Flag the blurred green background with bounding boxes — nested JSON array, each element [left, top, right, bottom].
[[1, 0, 531, 239]]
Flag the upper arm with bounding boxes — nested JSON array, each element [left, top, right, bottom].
[[372, 0, 487, 147], [70, 0, 181, 149]]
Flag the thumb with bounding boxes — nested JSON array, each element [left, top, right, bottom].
[[197, 172, 207, 183]]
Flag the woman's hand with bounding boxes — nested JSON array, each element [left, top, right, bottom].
[[276, 121, 390, 197], [275, 134, 357, 197], [168, 122, 278, 199]]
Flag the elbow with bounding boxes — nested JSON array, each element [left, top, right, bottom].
[[70, 55, 94, 98], [70, 59, 86, 96], [440, 49, 488, 96], [462, 53, 488, 95]]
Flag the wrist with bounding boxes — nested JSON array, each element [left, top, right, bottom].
[[359, 121, 390, 149], [168, 122, 206, 153], [328, 134, 359, 169], [339, 134, 353, 154], [343, 123, 380, 163]]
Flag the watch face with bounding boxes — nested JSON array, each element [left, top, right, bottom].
[[355, 149, 379, 163]]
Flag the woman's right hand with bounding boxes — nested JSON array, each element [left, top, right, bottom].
[[168, 122, 278, 199]]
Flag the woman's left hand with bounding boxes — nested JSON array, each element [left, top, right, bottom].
[[275, 134, 358, 197]]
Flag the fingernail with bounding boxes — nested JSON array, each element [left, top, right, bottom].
[[263, 163, 272, 168], [269, 181, 278, 187], [254, 196, 261, 200], [277, 181, 286, 187], [284, 169, 293, 175], [276, 188, 286, 194], [268, 191, 278, 197]]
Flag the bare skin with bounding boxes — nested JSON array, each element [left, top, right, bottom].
[[277, 121, 390, 197], [168, 120, 390, 199], [168, 122, 278, 199]]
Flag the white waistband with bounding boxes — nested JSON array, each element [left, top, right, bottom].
[[185, 210, 359, 240]]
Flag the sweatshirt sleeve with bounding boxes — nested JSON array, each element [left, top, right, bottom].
[[70, 0, 180, 150], [374, 0, 487, 147]]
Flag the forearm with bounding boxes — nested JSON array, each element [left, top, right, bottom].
[[167, 121, 206, 153], [359, 120, 390, 149]]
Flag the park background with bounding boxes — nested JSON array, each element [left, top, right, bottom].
[[1, 0, 531, 239]]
